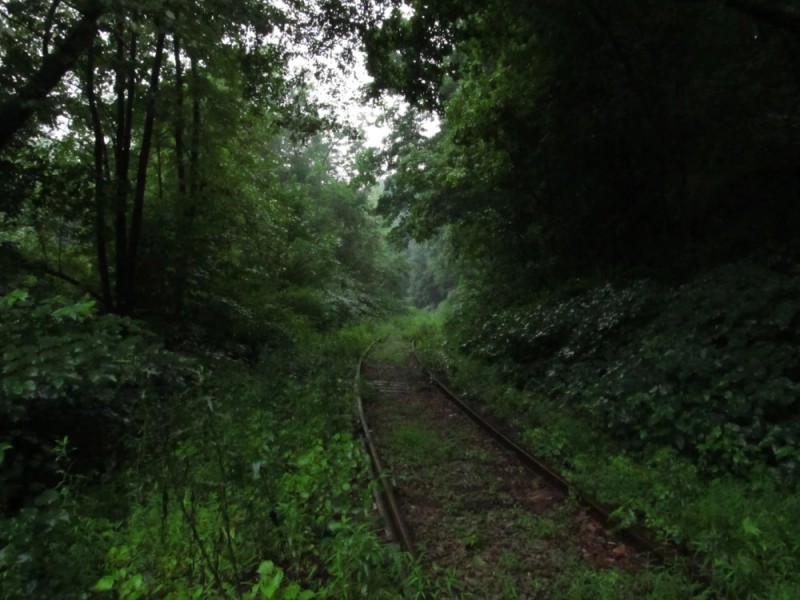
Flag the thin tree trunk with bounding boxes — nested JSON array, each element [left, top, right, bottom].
[[172, 34, 189, 316], [173, 51, 202, 318], [113, 23, 132, 311], [174, 50, 202, 318], [127, 30, 167, 312], [156, 134, 164, 204], [189, 52, 201, 200], [173, 35, 187, 197], [87, 43, 113, 311], [113, 25, 141, 313]]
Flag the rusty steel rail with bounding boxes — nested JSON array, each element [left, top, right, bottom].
[[355, 339, 417, 557], [410, 341, 691, 569]]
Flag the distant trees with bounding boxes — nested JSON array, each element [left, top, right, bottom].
[[366, 0, 800, 291], [1, 0, 403, 339]]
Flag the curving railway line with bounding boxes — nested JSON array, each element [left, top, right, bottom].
[[355, 337, 694, 597]]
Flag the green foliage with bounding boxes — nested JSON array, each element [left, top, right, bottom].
[[247, 561, 315, 599], [0, 283, 199, 509], [1, 285, 195, 416], [0, 288, 419, 599], [555, 565, 700, 600], [61, 323, 418, 600], [371, 0, 800, 278], [417, 276, 800, 598], [446, 262, 800, 477], [383, 423, 457, 466], [0, 3, 411, 600], [404, 234, 456, 309], [0, 284, 200, 597], [131, 128, 406, 358], [0, 438, 113, 599]]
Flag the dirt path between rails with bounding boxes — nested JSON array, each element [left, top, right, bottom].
[[361, 338, 646, 599]]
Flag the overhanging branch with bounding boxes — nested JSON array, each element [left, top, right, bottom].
[[0, 1, 104, 152]]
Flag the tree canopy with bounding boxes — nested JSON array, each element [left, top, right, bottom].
[[369, 0, 800, 285]]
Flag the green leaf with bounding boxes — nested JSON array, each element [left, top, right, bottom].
[[34, 488, 61, 507], [92, 575, 115, 592], [283, 583, 301, 600], [742, 517, 761, 537], [1, 288, 28, 308], [256, 561, 283, 598], [51, 299, 95, 321]]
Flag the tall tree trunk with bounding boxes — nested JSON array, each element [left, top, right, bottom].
[[86, 43, 113, 312], [172, 34, 189, 316], [173, 35, 187, 197], [127, 30, 167, 312], [156, 135, 164, 204], [189, 52, 201, 200], [113, 25, 140, 314], [0, 1, 104, 153], [173, 49, 203, 319]]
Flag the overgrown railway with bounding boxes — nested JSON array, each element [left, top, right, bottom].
[[355, 337, 690, 598]]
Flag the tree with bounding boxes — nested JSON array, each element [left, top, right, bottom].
[[366, 0, 800, 284]]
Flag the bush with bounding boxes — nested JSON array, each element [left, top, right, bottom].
[[446, 262, 800, 476]]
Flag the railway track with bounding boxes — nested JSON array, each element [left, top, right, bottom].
[[355, 337, 693, 597]]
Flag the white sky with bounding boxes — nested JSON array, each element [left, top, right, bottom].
[[283, 16, 439, 154]]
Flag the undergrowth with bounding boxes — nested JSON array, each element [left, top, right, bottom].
[[410, 261, 800, 598], [0, 286, 431, 599]]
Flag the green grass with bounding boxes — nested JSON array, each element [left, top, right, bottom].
[[514, 510, 560, 540], [556, 565, 700, 600], [383, 422, 457, 466], [368, 336, 409, 365]]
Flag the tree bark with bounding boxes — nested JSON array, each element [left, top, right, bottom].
[[172, 34, 189, 316], [127, 30, 167, 312], [189, 52, 201, 200], [113, 23, 134, 312], [173, 35, 187, 197], [172, 48, 202, 319], [86, 42, 113, 312]]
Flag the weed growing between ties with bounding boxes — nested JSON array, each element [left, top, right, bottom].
[[383, 422, 460, 466], [367, 336, 409, 365]]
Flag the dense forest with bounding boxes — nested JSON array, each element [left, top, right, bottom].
[[2, 0, 800, 598]]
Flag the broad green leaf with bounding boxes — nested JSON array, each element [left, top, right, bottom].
[[92, 576, 115, 592], [742, 517, 761, 537]]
